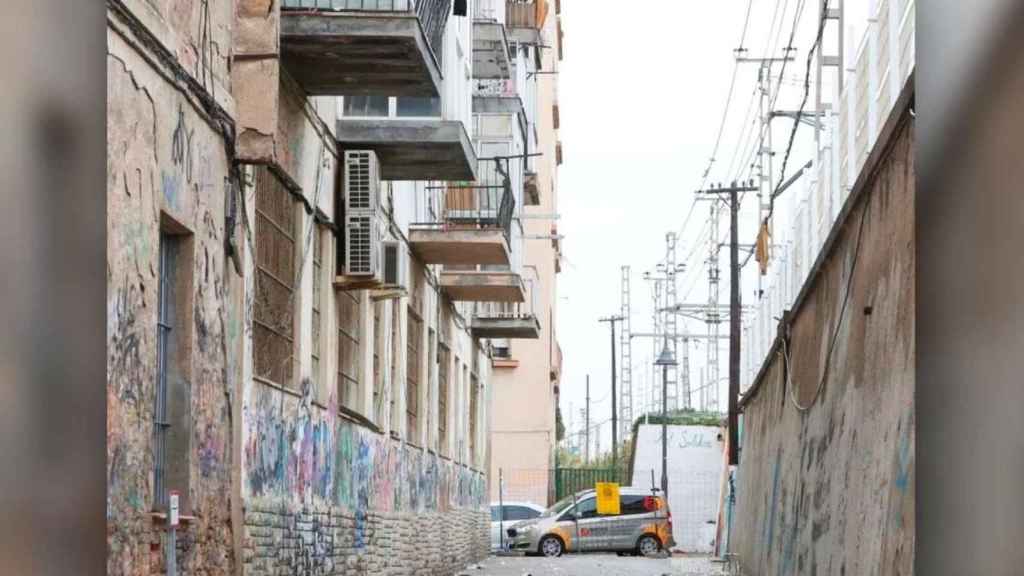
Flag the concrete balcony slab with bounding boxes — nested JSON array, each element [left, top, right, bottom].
[[336, 119, 478, 181], [280, 11, 442, 97], [408, 228, 510, 266], [471, 315, 541, 339], [439, 270, 525, 302]]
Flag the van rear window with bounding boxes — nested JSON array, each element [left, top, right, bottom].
[[620, 495, 647, 515]]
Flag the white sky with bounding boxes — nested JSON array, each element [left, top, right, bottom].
[[554, 0, 871, 455]]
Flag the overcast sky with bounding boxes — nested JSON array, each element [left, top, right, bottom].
[[554, 0, 871, 455]]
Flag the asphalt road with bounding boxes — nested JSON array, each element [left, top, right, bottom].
[[462, 554, 732, 576]]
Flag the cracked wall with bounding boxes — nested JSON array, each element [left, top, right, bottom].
[[731, 115, 915, 575], [107, 3, 237, 572]]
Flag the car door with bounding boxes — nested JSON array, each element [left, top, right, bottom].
[[610, 494, 650, 550], [569, 497, 607, 552]]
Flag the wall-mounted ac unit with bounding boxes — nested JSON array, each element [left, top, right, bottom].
[[343, 214, 379, 278], [344, 150, 381, 213], [371, 240, 410, 300]]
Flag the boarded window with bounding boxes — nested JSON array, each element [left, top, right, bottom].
[[373, 302, 385, 423], [390, 302, 402, 434], [438, 342, 449, 454], [337, 291, 360, 411], [406, 308, 422, 441], [254, 167, 296, 388], [405, 263, 425, 441], [469, 373, 479, 465], [311, 225, 324, 392]]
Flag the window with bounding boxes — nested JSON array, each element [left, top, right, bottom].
[[469, 372, 479, 464], [493, 339, 511, 359], [620, 495, 649, 516], [311, 226, 324, 393], [560, 497, 597, 521], [427, 327, 436, 443], [406, 308, 422, 441], [438, 342, 449, 454], [343, 95, 389, 117], [373, 302, 386, 423], [254, 167, 297, 388], [406, 264, 424, 441], [153, 228, 193, 512], [389, 301, 402, 434], [505, 506, 542, 522], [396, 97, 441, 117], [337, 291, 360, 411]]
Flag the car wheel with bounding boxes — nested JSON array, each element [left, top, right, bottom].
[[636, 534, 661, 558], [539, 535, 564, 557]]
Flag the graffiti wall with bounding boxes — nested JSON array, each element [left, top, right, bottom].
[[107, 9, 237, 575], [241, 380, 488, 575], [731, 111, 914, 575]]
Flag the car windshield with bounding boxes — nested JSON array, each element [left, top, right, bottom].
[[541, 493, 582, 518]]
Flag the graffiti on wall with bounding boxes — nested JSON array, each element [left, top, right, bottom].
[[243, 382, 487, 517]]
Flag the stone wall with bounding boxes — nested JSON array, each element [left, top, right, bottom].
[[731, 108, 914, 574], [243, 506, 489, 576], [106, 1, 238, 573]]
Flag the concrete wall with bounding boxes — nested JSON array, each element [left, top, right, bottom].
[[488, 8, 562, 505], [731, 109, 914, 575], [107, 0, 237, 573], [630, 425, 727, 553]]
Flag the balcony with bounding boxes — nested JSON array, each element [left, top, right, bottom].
[[408, 158, 515, 265], [472, 0, 512, 79], [505, 0, 548, 44], [279, 0, 451, 97], [470, 268, 540, 339], [439, 268, 525, 302], [337, 113, 477, 181]]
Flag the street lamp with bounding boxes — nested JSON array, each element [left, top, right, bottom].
[[654, 337, 677, 499]]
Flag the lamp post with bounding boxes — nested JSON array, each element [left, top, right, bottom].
[[654, 337, 677, 499]]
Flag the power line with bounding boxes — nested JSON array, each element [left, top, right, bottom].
[[676, 0, 756, 259], [698, 0, 755, 189], [768, 0, 830, 223]]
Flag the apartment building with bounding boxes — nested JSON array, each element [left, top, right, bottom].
[[485, 0, 565, 507], [107, 0, 546, 574]]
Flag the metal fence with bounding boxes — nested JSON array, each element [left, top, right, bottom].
[[553, 467, 631, 502]]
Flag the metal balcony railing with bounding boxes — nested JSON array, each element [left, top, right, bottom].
[[474, 265, 538, 323], [414, 157, 516, 248], [281, 0, 452, 64]]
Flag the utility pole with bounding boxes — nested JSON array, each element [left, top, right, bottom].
[[698, 181, 758, 465], [620, 267, 633, 444], [598, 315, 624, 469], [585, 376, 591, 464]]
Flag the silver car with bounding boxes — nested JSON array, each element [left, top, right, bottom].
[[489, 501, 545, 551], [506, 487, 675, 557]]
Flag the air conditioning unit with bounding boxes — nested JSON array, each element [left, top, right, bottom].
[[343, 214, 379, 278], [370, 240, 410, 300], [344, 150, 381, 213]]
